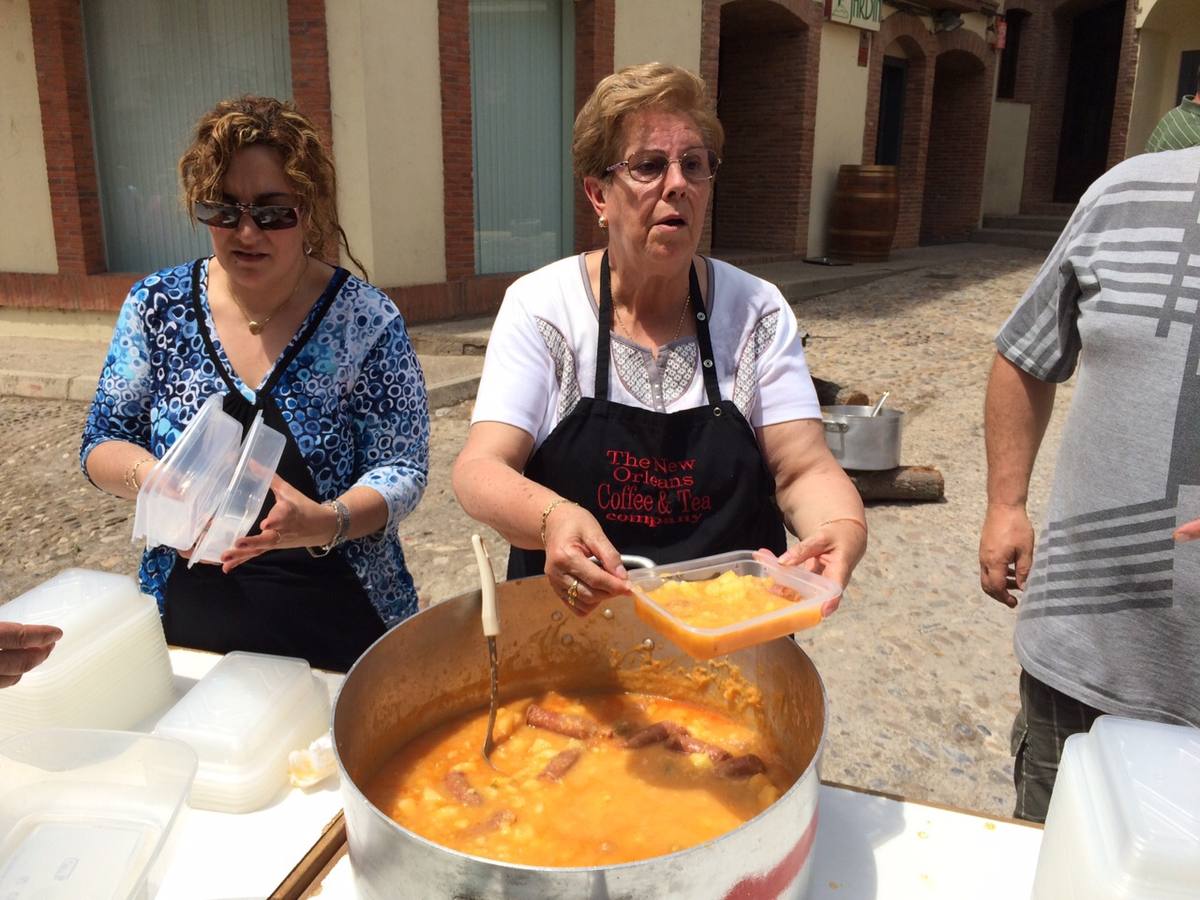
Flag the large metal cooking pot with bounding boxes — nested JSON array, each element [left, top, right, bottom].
[[334, 574, 827, 899], [822, 404, 904, 471]]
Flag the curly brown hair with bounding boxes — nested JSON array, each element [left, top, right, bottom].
[[179, 96, 367, 278], [572, 63, 724, 182]]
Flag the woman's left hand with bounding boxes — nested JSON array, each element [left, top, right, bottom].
[[758, 519, 867, 616], [219, 475, 337, 573]]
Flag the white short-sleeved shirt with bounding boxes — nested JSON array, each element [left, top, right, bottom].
[[472, 254, 820, 448]]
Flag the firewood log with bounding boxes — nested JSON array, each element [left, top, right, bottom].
[[847, 466, 943, 502]]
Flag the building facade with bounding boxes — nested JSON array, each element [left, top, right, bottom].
[[0, 0, 1194, 333]]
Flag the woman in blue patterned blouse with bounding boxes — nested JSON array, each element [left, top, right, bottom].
[[80, 96, 430, 671]]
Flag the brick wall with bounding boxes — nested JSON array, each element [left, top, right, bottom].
[[1000, 2, 1037, 105], [29, 0, 104, 276], [572, 0, 615, 254], [1107, 0, 1137, 169], [698, 0, 723, 254], [862, 12, 937, 249], [921, 35, 995, 242], [288, 0, 332, 149], [438, 0, 476, 280], [1019, 0, 1070, 211], [708, 0, 820, 256], [1020, 0, 1134, 213], [288, 0, 336, 261]]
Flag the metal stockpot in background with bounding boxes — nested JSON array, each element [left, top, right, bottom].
[[821, 404, 904, 471], [333, 575, 827, 900]]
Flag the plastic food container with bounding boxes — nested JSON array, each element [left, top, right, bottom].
[[133, 393, 242, 551], [0, 728, 196, 900], [0, 569, 174, 739], [626, 550, 841, 659], [190, 411, 286, 566], [1032, 714, 1200, 899], [153, 651, 330, 813]]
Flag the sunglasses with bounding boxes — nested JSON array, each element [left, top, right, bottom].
[[605, 149, 720, 184], [194, 200, 301, 231]]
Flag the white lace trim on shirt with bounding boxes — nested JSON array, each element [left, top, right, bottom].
[[534, 316, 582, 421], [733, 310, 781, 417], [611, 338, 699, 412]]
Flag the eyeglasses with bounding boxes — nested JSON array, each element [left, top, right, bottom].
[[605, 149, 720, 184], [193, 200, 301, 231]]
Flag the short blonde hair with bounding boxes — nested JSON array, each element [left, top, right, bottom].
[[179, 96, 366, 277], [572, 63, 724, 181]]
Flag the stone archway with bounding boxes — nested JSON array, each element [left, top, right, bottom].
[[703, 0, 821, 256], [863, 11, 937, 249], [921, 30, 995, 243]]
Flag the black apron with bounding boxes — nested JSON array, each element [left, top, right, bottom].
[[507, 252, 787, 579], [163, 259, 385, 672]]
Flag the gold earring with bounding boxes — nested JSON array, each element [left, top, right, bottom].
[[598, 215, 608, 230]]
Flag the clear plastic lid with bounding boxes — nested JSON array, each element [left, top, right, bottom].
[[0, 729, 196, 899], [1088, 716, 1200, 887], [190, 411, 286, 566], [132, 393, 242, 551], [626, 550, 841, 659]]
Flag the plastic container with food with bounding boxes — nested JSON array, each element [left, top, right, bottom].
[[1031, 714, 1200, 899], [0, 728, 197, 900], [626, 550, 841, 659], [190, 411, 286, 566], [132, 392, 242, 552], [0, 569, 174, 739], [152, 651, 330, 813]]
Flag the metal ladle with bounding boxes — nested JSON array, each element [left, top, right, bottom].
[[870, 390, 891, 417], [471, 534, 500, 767]]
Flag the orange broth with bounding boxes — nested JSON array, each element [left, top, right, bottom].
[[366, 690, 796, 866]]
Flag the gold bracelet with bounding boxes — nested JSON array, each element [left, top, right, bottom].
[[123, 457, 152, 492], [818, 516, 868, 536], [539, 498, 577, 547]]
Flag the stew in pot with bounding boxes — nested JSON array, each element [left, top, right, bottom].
[[366, 689, 797, 866]]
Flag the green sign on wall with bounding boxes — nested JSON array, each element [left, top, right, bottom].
[[824, 0, 882, 32]]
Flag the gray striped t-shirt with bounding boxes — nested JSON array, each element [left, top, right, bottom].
[[996, 147, 1200, 729]]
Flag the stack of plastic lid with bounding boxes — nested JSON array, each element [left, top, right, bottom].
[[190, 410, 286, 566], [1032, 714, 1200, 899], [0, 569, 175, 739], [0, 728, 196, 900], [153, 651, 330, 813]]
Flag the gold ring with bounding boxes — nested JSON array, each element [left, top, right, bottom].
[[566, 578, 580, 604]]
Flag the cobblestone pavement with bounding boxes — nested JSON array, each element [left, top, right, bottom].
[[0, 245, 1069, 818]]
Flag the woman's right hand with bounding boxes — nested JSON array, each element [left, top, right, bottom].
[[542, 503, 631, 616]]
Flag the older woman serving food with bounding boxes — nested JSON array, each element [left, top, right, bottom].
[[453, 63, 866, 616]]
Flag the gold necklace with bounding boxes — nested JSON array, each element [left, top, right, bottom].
[[613, 293, 692, 344], [227, 258, 308, 335]]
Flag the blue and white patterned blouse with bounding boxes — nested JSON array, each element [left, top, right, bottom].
[[81, 259, 431, 625]]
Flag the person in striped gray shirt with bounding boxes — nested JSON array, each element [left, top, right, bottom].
[[1145, 65, 1200, 153], [979, 146, 1200, 822]]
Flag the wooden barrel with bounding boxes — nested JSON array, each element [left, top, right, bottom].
[[827, 165, 899, 262]]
